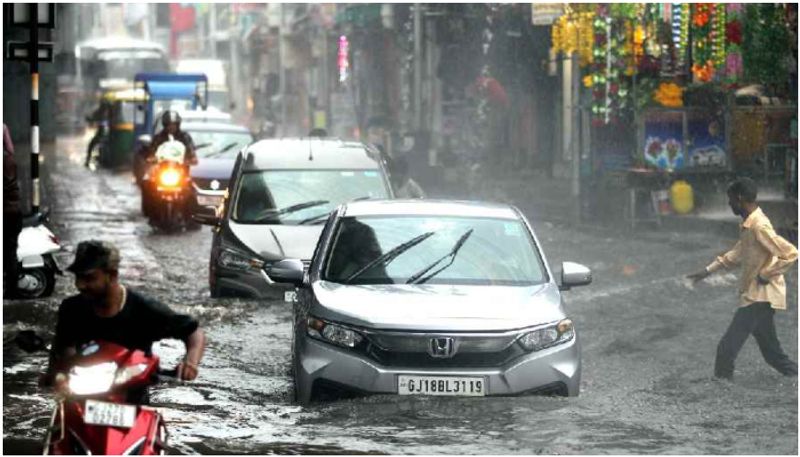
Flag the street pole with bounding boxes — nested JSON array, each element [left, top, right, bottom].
[[413, 3, 422, 132], [29, 6, 41, 214], [209, 3, 217, 58], [570, 53, 581, 223], [279, 4, 287, 135]]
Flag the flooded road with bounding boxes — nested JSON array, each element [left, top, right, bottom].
[[3, 134, 797, 454]]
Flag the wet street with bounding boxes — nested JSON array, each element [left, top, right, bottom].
[[3, 134, 797, 454]]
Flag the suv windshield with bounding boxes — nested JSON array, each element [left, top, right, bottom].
[[188, 130, 253, 159], [233, 170, 388, 224], [325, 216, 547, 286]]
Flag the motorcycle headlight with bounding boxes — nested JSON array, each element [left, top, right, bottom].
[[113, 363, 149, 386], [218, 248, 265, 271], [518, 319, 574, 352], [158, 168, 182, 188], [68, 362, 117, 395], [307, 317, 364, 348]]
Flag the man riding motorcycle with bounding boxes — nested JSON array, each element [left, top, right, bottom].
[[42, 240, 206, 390], [141, 111, 199, 226]]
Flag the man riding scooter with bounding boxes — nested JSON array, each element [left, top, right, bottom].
[[42, 240, 206, 388], [141, 111, 199, 228]]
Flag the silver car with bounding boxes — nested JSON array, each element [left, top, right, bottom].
[[270, 200, 592, 403]]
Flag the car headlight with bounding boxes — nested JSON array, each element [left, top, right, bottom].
[[113, 363, 149, 386], [307, 317, 364, 348], [218, 248, 265, 271], [518, 319, 574, 352]]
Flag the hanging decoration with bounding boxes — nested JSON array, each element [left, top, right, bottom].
[[550, 11, 595, 66], [724, 3, 743, 82], [653, 82, 684, 107], [711, 4, 727, 70], [691, 3, 714, 82]]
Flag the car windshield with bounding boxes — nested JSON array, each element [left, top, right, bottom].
[[233, 170, 388, 224], [187, 130, 253, 159], [324, 216, 547, 286]]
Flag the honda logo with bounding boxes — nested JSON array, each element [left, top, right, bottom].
[[428, 337, 456, 358]]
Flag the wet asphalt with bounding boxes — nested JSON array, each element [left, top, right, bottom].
[[3, 133, 797, 454]]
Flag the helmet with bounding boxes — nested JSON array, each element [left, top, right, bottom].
[[162, 110, 182, 127]]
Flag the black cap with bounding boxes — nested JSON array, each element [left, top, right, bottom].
[[66, 240, 120, 274]]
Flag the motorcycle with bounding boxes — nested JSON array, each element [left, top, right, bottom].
[[43, 341, 174, 455], [142, 138, 194, 232], [13, 211, 63, 299]]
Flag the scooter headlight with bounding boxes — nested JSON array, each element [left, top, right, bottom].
[[113, 363, 149, 387], [68, 362, 117, 395]]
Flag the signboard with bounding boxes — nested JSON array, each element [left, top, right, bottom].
[[6, 41, 54, 62], [531, 3, 564, 26], [9, 3, 56, 28]]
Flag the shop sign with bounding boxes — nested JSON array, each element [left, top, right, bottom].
[[530, 3, 564, 26]]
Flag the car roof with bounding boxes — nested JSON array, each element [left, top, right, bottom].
[[181, 121, 251, 134], [242, 138, 383, 171], [178, 109, 232, 122], [341, 199, 521, 220]]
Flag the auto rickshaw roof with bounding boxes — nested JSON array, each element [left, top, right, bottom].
[[146, 82, 200, 100]]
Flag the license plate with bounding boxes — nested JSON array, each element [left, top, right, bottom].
[[398, 375, 486, 396], [83, 399, 137, 428], [284, 291, 297, 302], [197, 195, 222, 207]]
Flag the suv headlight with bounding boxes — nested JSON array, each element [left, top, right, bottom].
[[307, 317, 364, 348], [518, 319, 574, 352], [218, 248, 265, 271]]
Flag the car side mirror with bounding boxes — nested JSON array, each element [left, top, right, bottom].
[[559, 261, 592, 291], [192, 205, 219, 226], [269, 259, 305, 286]]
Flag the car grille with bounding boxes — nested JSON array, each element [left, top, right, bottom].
[[360, 332, 525, 368], [193, 177, 229, 191]]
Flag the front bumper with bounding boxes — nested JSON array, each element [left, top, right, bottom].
[[295, 333, 581, 402], [214, 266, 293, 300]]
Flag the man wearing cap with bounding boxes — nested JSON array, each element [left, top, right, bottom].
[[43, 240, 205, 385]]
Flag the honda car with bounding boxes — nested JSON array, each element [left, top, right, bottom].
[[269, 199, 592, 403]]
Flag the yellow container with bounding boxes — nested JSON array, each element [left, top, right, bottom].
[[670, 180, 694, 214]]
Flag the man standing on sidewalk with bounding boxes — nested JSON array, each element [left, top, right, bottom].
[[688, 177, 798, 379], [4, 124, 22, 296]]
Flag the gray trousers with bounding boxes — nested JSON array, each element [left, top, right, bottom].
[[715, 302, 798, 378]]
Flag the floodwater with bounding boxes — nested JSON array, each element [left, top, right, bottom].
[[3, 134, 797, 454]]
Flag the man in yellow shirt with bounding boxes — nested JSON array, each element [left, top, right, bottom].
[[688, 177, 798, 379]]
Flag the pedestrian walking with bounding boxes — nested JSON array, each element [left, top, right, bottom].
[[688, 177, 798, 379], [4, 124, 23, 297]]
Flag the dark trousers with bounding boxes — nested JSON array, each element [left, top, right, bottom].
[[3, 212, 22, 295], [715, 302, 798, 378]]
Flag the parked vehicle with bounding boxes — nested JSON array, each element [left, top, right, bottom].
[[43, 340, 172, 455], [194, 138, 393, 299], [184, 121, 253, 210], [268, 199, 592, 403], [14, 211, 63, 299]]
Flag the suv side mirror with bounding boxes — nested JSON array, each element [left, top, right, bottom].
[[269, 259, 305, 286], [559, 261, 592, 291], [192, 205, 219, 226]]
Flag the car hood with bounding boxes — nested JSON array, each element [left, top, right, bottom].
[[309, 281, 564, 332], [229, 222, 323, 261], [190, 158, 235, 180]]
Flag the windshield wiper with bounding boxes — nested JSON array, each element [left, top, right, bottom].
[[250, 200, 330, 223], [204, 142, 240, 159], [194, 142, 212, 150], [298, 211, 332, 225], [406, 229, 473, 285], [345, 231, 435, 284]]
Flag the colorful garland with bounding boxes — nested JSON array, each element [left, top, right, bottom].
[[691, 3, 714, 82], [724, 3, 743, 81], [551, 11, 595, 67], [653, 82, 684, 107]]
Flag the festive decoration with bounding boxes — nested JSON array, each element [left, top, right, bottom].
[[723, 4, 744, 82], [653, 82, 684, 107], [551, 11, 595, 66]]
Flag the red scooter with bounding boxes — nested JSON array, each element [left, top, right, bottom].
[[43, 341, 175, 455]]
